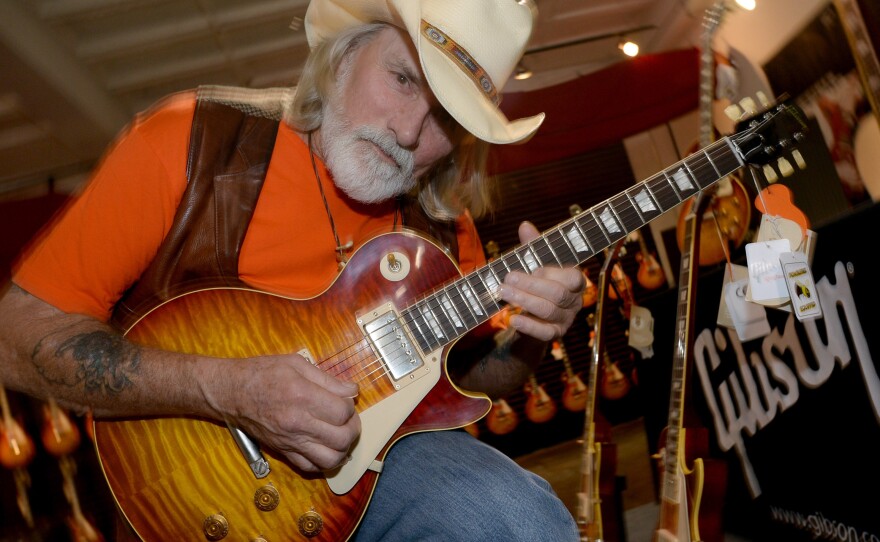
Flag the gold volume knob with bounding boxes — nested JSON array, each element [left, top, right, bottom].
[[298, 510, 324, 538], [203, 513, 229, 541], [254, 484, 280, 512]]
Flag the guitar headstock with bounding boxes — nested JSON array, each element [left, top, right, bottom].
[[729, 94, 809, 178]]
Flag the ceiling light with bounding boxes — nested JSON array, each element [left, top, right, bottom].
[[619, 39, 639, 57], [735, 0, 756, 10], [514, 63, 533, 80]]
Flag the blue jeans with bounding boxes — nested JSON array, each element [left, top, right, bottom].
[[353, 430, 579, 542]]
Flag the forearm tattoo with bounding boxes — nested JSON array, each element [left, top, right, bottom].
[[33, 331, 141, 396]]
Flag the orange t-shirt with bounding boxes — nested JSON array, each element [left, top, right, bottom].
[[13, 90, 487, 323]]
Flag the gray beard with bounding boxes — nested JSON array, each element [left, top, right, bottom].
[[320, 101, 416, 204]]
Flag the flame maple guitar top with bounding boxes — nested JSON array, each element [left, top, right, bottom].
[[93, 231, 492, 542]]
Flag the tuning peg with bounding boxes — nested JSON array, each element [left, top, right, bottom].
[[756, 91, 771, 108], [739, 97, 758, 115], [792, 149, 806, 169], [762, 164, 779, 183], [777, 157, 794, 177], [724, 103, 744, 121]]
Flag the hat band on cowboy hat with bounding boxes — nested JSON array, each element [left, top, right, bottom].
[[304, 0, 545, 145]]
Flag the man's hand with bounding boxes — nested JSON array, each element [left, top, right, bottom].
[[498, 221, 585, 342], [202, 354, 361, 473]]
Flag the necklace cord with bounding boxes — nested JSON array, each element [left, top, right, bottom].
[[308, 133, 350, 269]]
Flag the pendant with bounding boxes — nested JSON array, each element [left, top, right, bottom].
[[335, 241, 353, 271]]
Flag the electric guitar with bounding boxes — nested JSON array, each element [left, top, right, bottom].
[[0, 385, 36, 529], [485, 398, 519, 435], [653, 187, 728, 542], [41, 399, 107, 542], [577, 239, 626, 541], [93, 100, 807, 541], [524, 373, 557, 424], [676, 0, 751, 267], [553, 340, 588, 413], [635, 228, 667, 290]]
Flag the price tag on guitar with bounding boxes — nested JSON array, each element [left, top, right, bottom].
[[780, 251, 822, 321]]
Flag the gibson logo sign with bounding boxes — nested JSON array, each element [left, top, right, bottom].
[[694, 261, 878, 498]]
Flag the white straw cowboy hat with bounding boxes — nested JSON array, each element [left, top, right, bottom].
[[304, 0, 545, 145]]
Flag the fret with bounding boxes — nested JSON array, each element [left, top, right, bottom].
[[717, 138, 745, 172], [627, 183, 662, 222], [689, 151, 721, 190], [455, 281, 485, 329], [404, 303, 429, 352], [514, 245, 540, 273], [409, 301, 439, 352], [530, 236, 556, 266], [590, 207, 618, 246], [609, 192, 644, 234], [480, 264, 503, 294], [459, 278, 488, 321], [429, 291, 460, 340], [565, 216, 595, 257], [647, 172, 684, 212], [419, 300, 446, 343], [437, 287, 468, 332], [561, 219, 593, 260], [702, 147, 724, 180], [577, 211, 609, 254], [489, 256, 510, 283], [672, 163, 699, 198], [472, 274, 500, 318], [544, 228, 579, 266]]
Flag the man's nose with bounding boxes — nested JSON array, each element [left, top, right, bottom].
[[388, 99, 431, 149]]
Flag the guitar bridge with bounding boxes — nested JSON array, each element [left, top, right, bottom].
[[360, 303, 427, 388]]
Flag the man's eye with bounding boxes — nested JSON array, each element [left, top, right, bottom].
[[395, 73, 410, 86]]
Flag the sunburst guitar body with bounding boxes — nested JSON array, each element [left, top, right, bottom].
[[93, 231, 492, 542]]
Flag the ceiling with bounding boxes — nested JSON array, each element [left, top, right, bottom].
[[0, 0, 720, 199]]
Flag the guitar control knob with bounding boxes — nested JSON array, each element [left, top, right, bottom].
[[254, 484, 280, 512], [298, 510, 324, 538], [251, 538, 268, 542], [203, 513, 229, 541]]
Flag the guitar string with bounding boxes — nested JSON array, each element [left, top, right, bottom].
[[314, 138, 746, 387]]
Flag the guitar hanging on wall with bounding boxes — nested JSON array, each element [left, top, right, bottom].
[[552, 340, 589, 413], [653, 187, 728, 542], [635, 228, 667, 290], [524, 372, 558, 424], [93, 99, 808, 541], [577, 239, 626, 542]]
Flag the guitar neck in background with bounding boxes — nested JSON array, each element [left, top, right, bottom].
[[834, 0, 880, 117]]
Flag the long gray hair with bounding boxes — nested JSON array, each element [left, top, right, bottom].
[[285, 23, 498, 221]]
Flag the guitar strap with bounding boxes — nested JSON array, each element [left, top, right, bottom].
[[110, 85, 458, 331]]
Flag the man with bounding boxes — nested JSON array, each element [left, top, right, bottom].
[[0, 0, 585, 540]]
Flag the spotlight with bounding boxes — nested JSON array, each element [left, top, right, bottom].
[[514, 63, 533, 80], [619, 39, 639, 57]]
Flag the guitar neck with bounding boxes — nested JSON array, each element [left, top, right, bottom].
[[699, 1, 727, 148], [403, 138, 746, 356], [834, 0, 880, 118], [659, 192, 709, 504]]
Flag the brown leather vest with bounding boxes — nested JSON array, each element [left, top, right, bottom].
[[109, 85, 458, 331]]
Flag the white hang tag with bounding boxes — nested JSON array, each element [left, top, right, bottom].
[[717, 263, 749, 329], [780, 252, 823, 321], [628, 305, 654, 358], [745, 238, 791, 306], [724, 278, 772, 342]]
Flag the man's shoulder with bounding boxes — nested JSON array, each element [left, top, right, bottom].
[[195, 85, 295, 121]]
